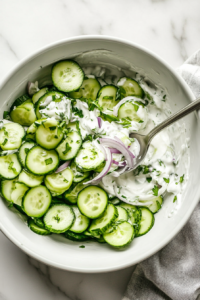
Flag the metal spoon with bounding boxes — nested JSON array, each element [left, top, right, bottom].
[[129, 97, 200, 170]]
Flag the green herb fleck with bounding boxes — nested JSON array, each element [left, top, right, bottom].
[[3, 111, 10, 119], [103, 96, 113, 100], [79, 245, 85, 248], [173, 195, 177, 203], [163, 178, 170, 183], [2, 138, 8, 146], [83, 156, 88, 159], [73, 107, 84, 118], [24, 148, 29, 154], [133, 104, 139, 112], [53, 214, 60, 222], [63, 143, 71, 155], [159, 160, 165, 167], [146, 177, 152, 183], [143, 166, 149, 174], [180, 174, 184, 183], [138, 120, 144, 123], [152, 185, 159, 196], [45, 158, 53, 165]]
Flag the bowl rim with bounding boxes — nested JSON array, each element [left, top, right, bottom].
[[0, 35, 197, 273]]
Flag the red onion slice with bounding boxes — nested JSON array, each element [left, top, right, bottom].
[[84, 148, 112, 184], [55, 161, 71, 173], [114, 136, 135, 159], [109, 148, 121, 154], [111, 165, 128, 177], [27, 81, 39, 96], [97, 117, 102, 128], [100, 137, 134, 168], [112, 160, 126, 166]]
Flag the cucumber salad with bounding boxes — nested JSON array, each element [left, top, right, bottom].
[[0, 59, 187, 249]]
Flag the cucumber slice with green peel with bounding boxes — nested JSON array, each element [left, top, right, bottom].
[[1, 178, 17, 201], [69, 77, 101, 100], [44, 180, 64, 197], [118, 102, 141, 122], [18, 141, 35, 167], [33, 217, 45, 229], [0, 154, 22, 179], [44, 168, 73, 195], [70, 161, 90, 183], [65, 231, 90, 242], [89, 203, 118, 235], [117, 77, 144, 99], [43, 204, 75, 233], [25, 146, 59, 175], [28, 218, 51, 235], [109, 197, 121, 205], [27, 118, 46, 135], [95, 236, 106, 243], [36, 123, 64, 150], [22, 185, 51, 217], [146, 196, 163, 214], [136, 207, 154, 237], [97, 85, 119, 111], [66, 121, 79, 132], [77, 186, 108, 219], [10, 182, 29, 206], [25, 133, 35, 141], [0, 123, 25, 150], [13, 204, 27, 216], [70, 206, 90, 233], [119, 203, 141, 234], [18, 170, 44, 187], [75, 141, 105, 171], [64, 179, 88, 204], [56, 131, 82, 161], [52, 60, 84, 92], [32, 87, 48, 104], [103, 221, 134, 248], [115, 206, 128, 222], [35, 91, 66, 119], [10, 100, 37, 126]]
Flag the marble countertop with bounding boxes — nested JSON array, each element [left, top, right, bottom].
[[0, 0, 200, 299]]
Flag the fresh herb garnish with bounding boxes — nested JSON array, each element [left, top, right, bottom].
[[146, 177, 152, 183], [180, 174, 184, 183], [163, 178, 170, 183], [45, 158, 53, 165], [73, 107, 84, 118], [173, 195, 177, 203], [3, 111, 10, 119], [79, 245, 85, 248], [152, 185, 159, 196], [63, 143, 71, 155], [2, 138, 8, 146]]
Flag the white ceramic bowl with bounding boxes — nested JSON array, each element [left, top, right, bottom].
[[0, 36, 200, 273]]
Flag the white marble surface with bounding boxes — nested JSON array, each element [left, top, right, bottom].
[[0, 0, 200, 299]]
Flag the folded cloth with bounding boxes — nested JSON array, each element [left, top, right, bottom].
[[122, 50, 200, 300]]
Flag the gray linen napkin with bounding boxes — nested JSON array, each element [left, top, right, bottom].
[[123, 50, 200, 300]]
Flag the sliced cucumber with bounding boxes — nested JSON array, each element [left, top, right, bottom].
[[69, 77, 101, 100], [66, 121, 79, 132], [10, 182, 29, 206], [97, 85, 119, 111], [1, 178, 17, 201], [89, 203, 118, 235], [10, 100, 37, 126], [0, 154, 22, 179], [64, 179, 88, 204], [33, 217, 45, 228], [119, 203, 141, 234], [18, 170, 44, 187], [43, 204, 74, 233], [75, 141, 105, 171], [36, 123, 64, 150], [70, 206, 90, 233], [0, 123, 25, 150], [22, 185, 51, 217], [52, 60, 84, 92], [146, 196, 163, 214], [32, 87, 48, 104], [56, 131, 82, 161], [115, 206, 128, 222], [28, 218, 51, 235], [103, 221, 134, 248], [109, 197, 121, 205], [27, 118, 46, 135], [44, 168, 73, 195], [70, 161, 90, 183], [117, 77, 144, 99], [18, 141, 35, 167], [65, 231, 90, 242], [25, 146, 59, 175], [77, 186, 108, 219], [35, 91, 66, 119], [136, 207, 154, 237], [118, 102, 141, 122]]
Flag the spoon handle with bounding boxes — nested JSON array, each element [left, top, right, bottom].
[[148, 97, 200, 142]]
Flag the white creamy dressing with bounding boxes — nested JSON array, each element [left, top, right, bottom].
[[39, 96, 71, 122]]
